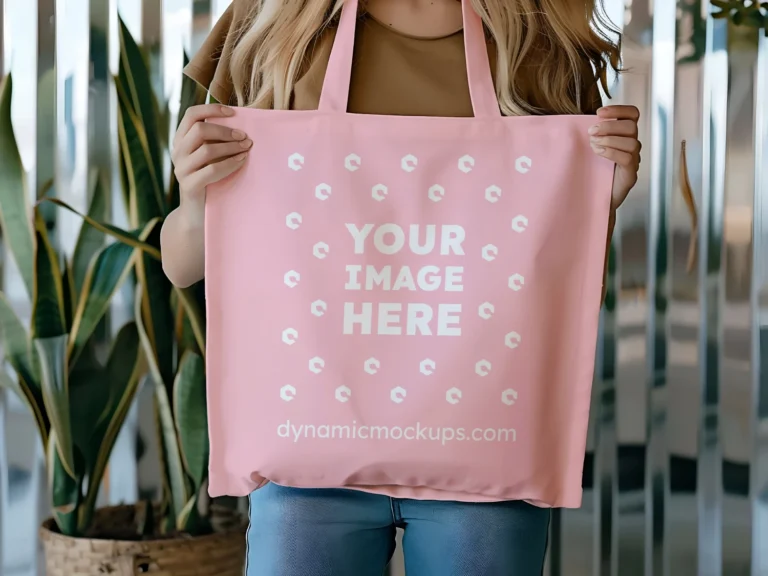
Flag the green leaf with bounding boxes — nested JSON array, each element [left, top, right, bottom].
[[32, 212, 67, 339], [175, 285, 206, 358], [0, 75, 36, 299], [175, 284, 205, 358], [0, 294, 47, 444], [68, 362, 109, 476], [178, 52, 205, 130], [118, 138, 132, 216], [176, 495, 198, 531], [67, 221, 150, 367], [176, 305, 198, 356], [35, 335, 76, 478], [173, 351, 208, 489], [169, 54, 207, 212], [167, 171, 181, 215], [115, 33, 176, 389], [135, 227, 175, 388], [37, 177, 54, 201], [61, 259, 76, 333], [42, 197, 162, 261], [77, 322, 144, 531], [47, 430, 82, 536], [135, 285, 190, 522], [72, 170, 107, 293], [134, 284, 164, 409], [158, 99, 171, 150], [155, 365, 192, 521], [746, 10, 767, 26], [176, 493, 209, 534], [118, 17, 164, 200], [0, 293, 39, 386], [153, 402, 175, 533], [116, 82, 165, 225]]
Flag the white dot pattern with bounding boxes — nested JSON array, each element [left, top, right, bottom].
[[282, 151, 530, 405]]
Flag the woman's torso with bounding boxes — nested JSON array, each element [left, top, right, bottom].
[[187, 0, 599, 504]]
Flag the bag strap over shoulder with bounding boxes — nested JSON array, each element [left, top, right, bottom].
[[318, 0, 501, 118]]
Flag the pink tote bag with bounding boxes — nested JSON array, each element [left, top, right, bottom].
[[205, 0, 614, 508]]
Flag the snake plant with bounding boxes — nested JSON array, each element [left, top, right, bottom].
[[0, 75, 152, 537], [712, 0, 768, 28], [49, 18, 212, 536]]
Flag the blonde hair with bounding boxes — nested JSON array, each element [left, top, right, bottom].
[[230, 0, 621, 115]]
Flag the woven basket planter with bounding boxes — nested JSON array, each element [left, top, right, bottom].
[[40, 504, 246, 576]]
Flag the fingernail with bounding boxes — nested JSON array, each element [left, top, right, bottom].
[[234, 152, 247, 161], [221, 106, 235, 116], [590, 136, 603, 144], [592, 145, 606, 154], [231, 129, 246, 140], [240, 138, 253, 149], [588, 125, 599, 135]]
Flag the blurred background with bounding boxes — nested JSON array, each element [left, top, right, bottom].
[[0, 0, 766, 575]]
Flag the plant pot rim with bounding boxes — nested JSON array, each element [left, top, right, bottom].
[[39, 503, 245, 545]]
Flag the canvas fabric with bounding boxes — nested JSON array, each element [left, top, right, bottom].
[[205, 0, 614, 507]]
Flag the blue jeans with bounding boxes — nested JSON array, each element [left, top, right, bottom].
[[246, 483, 550, 575]]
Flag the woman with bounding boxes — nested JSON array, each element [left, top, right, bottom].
[[161, 0, 641, 574]]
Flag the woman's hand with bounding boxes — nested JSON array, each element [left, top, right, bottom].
[[161, 104, 251, 288], [171, 104, 252, 221], [588, 105, 641, 210]]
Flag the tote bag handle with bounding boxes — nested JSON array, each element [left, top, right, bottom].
[[318, 0, 502, 118]]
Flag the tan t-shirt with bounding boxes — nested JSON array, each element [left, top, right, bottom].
[[186, 1, 608, 503], [184, 1, 601, 115]]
